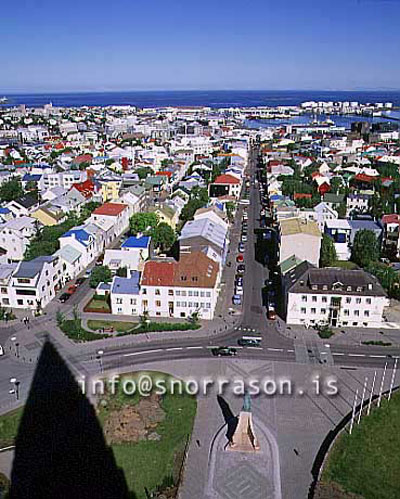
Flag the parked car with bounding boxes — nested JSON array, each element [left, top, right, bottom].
[[237, 264, 245, 274], [59, 293, 71, 303], [238, 242, 245, 253], [236, 254, 244, 263], [267, 306, 277, 320], [241, 234, 248, 242], [235, 285, 243, 295], [0, 344, 4, 356], [84, 269, 92, 278], [75, 277, 86, 286], [211, 347, 237, 357], [232, 294, 242, 305], [236, 276, 244, 287], [67, 284, 78, 295]]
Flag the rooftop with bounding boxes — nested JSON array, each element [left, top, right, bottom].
[[280, 218, 321, 238], [92, 202, 127, 217]]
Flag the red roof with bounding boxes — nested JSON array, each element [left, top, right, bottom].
[[71, 179, 95, 199], [72, 153, 92, 165], [213, 174, 240, 185], [93, 203, 127, 217], [141, 260, 175, 286], [354, 173, 375, 183], [294, 193, 312, 200], [382, 214, 400, 225], [156, 171, 172, 178]]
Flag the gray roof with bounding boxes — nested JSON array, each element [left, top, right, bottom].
[[14, 255, 56, 278], [288, 267, 386, 297]]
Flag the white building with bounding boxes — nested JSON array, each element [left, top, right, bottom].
[[285, 265, 389, 329], [0, 216, 38, 263], [278, 218, 322, 267]]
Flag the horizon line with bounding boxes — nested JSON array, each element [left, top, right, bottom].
[[2, 88, 400, 96]]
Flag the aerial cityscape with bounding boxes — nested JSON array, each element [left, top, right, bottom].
[[1, 0, 400, 498]]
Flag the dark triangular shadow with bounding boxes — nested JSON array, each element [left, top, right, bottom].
[[217, 395, 238, 442], [10, 340, 131, 499]]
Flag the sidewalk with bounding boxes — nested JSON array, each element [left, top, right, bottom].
[[274, 317, 400, 347]]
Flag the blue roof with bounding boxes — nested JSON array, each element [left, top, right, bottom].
[[0, 207, 10, 214], [111, 271, 140, 295], [349, 220, 382, 231], [61, 228, 91, 246], [22, 174, 41, 182], [121, 235, 150, 249]]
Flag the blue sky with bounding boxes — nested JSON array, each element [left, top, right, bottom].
[[1, 0, 400, 92]]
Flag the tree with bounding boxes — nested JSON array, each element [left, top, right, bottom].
[[116, 267, 128, 278], [89, 266, 112, 288], [129, 212, 159, 235], [337, 202, 347, 219], [226, 202, 235, 222], [56, 310, 65, 328], [179, 187, 210, 224], [152, 222, 176, 252], [0, 178, 23, 202], [351, 229, 380, 268], [320, 234, 337, 267]]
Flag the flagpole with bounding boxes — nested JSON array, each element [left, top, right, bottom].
[[377, 362, 387, 408], [349, 388, 358, 435], [388, 358, 398, 401], [367, 370, 376, 416], [357, 377, 368, 425]]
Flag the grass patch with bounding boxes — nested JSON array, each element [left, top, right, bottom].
[[322, 391, 400, 499], [87, 320, 136, 333], [0, 407, 23, 447], [332, 260, 359, 270], [362, 340, 392, 346], [60, 319, 108, 342], [98, 371, 196, 498], [84, 297, 111, 313]]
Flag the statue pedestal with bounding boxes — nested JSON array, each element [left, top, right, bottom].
[[228, 411, 260, 452]]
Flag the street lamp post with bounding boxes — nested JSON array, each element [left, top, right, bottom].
[[96, 350, 104, 373], [9, 377, 20, 401], [10, 336, 20, 358]]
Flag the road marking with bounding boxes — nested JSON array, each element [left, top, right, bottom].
[[166, 347, 183, 351], [268, 348, 283, 352], [247, 346, 263, 350], [123, 349, 163, 357], [233, 346, 243, 349], [348, 353, 365, 357], [369, 355, 385, 358], [286, 349, 294, 353], [206, 346, 219, 349], [332, 352, 344, 356], [186, 346, 203, 350]]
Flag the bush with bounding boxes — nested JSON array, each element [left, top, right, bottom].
[[59, 319, 108, 342], [117, 321, 200, 336]]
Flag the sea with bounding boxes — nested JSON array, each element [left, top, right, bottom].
[[2, 90, 400, 128]]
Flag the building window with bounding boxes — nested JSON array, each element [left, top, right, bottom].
[[130, 299, 136, 305], [155, 289, 160, 295], [311, 308, 316, 314], [188, 291, 193, 297], [354, 310, 359, 316], [176, 290, 181, 296], [301, 308, 306, 314], [182, 291, 187, 296], [364, 310, 369, 317], [116, 298, 123, 304], [322, 296, 327, 303], [142, 289, 147, 295], [352, 322, 358, 326], [344, 309, 349, 316], [321, 308, 326, 314], [356, 298, 361, 304], [301, 296, 307, 302], [143, 300, 148, 307], [312, 296, 317, 302], [346, 297, 351, 303], [156, 300, 161, 307], [168, 289, 173, 296], [366, 298, 371, 305]]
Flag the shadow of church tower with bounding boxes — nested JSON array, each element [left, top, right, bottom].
[[10, 340, 131, 499]]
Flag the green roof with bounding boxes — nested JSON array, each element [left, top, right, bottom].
[[323, 193, 345, 204], [279, 254, 304, 275]]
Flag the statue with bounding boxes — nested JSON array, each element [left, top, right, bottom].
[[228, 390, 260, 452]]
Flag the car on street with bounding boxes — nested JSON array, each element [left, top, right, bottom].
[[235, 285, 243, 295], [238, 338, 261, 347], [84, 269, 92, 278], [236, 276, 244, 286], [0, 344, 4, 356], [59, 292, 71, 303], [238, 242, 245, 253], [242, 213, 248, 221], [236, 254, 244, 263], [211, 346, 237, 357], [237, 264, 245, 274], [232, 294, 242, 305], [241, 234, 248, 242], [67, 284, 78, 295], [267, 305, 277, 320], [75, 277, 86, 286]]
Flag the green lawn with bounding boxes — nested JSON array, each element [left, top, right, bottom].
[[0, 407, 23, 447], [60, 319, 108, 342], [84, 297, 111, 313], [322, 391, 400, 498], [98, 372, 197, 498], [87, 320, 136, 333]]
